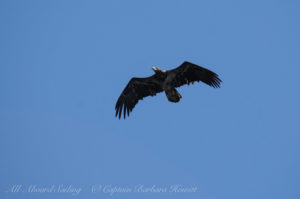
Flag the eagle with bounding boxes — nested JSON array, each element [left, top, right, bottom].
[[115, 61, 222, 119]]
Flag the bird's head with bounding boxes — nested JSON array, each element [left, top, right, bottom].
[[152, 66, 166, 74]]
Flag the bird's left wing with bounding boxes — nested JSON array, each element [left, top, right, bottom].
[[168, 61, 222, 88], [115, 76, 163, 119]]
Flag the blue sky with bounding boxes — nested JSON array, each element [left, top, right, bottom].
[[1, 0, 299, 198]]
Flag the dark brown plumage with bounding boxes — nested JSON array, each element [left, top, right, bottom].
[[115, 61, 222, 119]]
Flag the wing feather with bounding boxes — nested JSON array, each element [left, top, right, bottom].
[[168, 61, 222, 88], [115, 76, 163, 119]]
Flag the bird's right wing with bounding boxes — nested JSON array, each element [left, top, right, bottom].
[[115, 76, 163, 119]]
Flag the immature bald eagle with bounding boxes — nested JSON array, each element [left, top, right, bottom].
[[115, 61, 222, 119]]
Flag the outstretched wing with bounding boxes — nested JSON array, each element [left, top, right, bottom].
[[115, 76, 163, 119], [168, 61, 222, 88]]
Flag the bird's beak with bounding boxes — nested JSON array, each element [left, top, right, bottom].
[[152, 67, 158, 71]]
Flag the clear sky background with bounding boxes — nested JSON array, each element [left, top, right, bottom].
[[1, 0, 299, 199]]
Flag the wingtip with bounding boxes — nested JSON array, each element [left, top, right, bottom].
[[211, 74, 222, 88]]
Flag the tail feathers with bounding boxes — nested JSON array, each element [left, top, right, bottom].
[[165, 89, 182, 103]]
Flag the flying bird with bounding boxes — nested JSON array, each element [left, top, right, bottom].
[[115, 61, 222, 119]]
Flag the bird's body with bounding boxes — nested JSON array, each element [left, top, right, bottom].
[[115, 61, 222, 119], [151, 67, 182, 102]]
